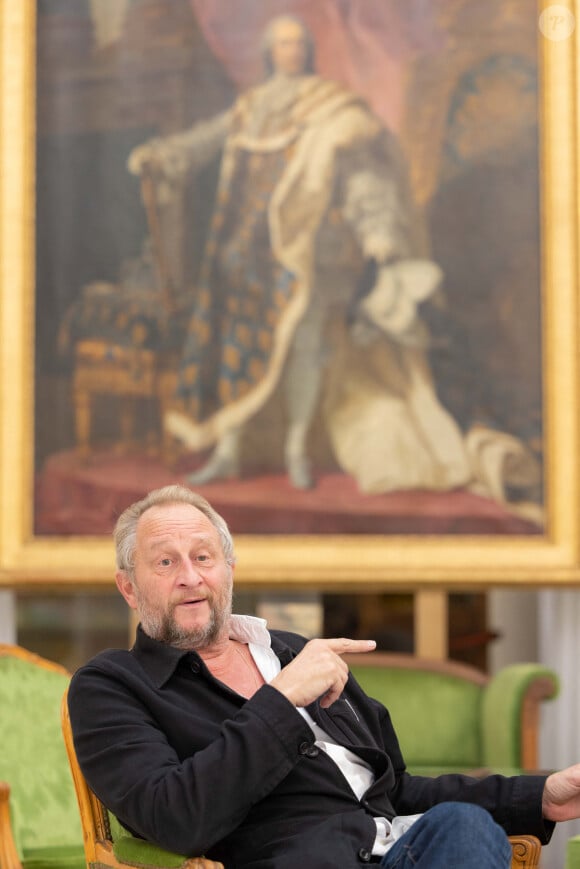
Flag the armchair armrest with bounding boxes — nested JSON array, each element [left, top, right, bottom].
[[566, 834, 580, 869], [0, 781, 22, 869], [112, 827, 537, 869], [509, 835, 541, 867], [482, 664, 559, 770]]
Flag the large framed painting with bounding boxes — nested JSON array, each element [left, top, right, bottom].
[[1, 0, 579, 588]]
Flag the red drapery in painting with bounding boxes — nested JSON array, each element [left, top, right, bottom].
[[189, 0, 447, 131]]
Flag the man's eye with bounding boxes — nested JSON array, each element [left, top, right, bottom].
[[160, 558, 172, 567], [196, 554, 212, 563]]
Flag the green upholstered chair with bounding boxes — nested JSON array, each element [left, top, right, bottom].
[[61, 689, 223, 869], [566, 835, 580, 868], [0, 644, 84, 869], [344, 652, 559, 776]]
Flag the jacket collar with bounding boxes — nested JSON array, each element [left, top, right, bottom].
[[131, 615, 275, 688], [132, 625, 189, 688]]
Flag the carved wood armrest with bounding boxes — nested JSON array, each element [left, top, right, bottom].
[[509, 834, 542, 868], [0, 781, 23, 869]]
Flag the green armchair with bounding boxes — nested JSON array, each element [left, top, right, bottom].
[[566, 835, 580, 868], [0, 641, 219, 869], [0, 644, 84, 869], [344, 652, 559, 776]]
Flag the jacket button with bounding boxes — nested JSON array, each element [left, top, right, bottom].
[[358, 848, 372, 862], [299, 741, 319, 757], [190, 661, 200, 673]]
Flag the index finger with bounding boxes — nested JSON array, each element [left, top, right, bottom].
[[325, 638, 376, 655]]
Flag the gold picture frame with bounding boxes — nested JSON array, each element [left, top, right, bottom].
[[1, 0, 579, 590]]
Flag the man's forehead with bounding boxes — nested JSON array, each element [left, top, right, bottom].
[[144, 531, 216, 554], [137, 502, 215, 538]]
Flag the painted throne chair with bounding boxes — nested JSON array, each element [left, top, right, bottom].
[[59, 245, 187, 463], [59, 176, 188, 463]]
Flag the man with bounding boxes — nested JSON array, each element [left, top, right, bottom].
[[69, 484, 580, 868], [128, 15, 471, 494]]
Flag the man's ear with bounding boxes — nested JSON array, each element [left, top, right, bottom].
[[116, 570, 138, 610]]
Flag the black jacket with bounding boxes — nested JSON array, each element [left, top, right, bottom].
[[68, 626, 552, 868]]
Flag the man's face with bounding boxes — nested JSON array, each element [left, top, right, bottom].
[[117, 503, 233, 650], [270, 19, 308, 76]]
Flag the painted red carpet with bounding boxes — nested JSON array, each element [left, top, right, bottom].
[[35, 450, 543, 536]]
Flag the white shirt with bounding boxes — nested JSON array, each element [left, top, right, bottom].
[[228, 614, 421, 856]]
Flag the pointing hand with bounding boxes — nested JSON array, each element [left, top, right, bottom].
[[270, 637, 376, 708]]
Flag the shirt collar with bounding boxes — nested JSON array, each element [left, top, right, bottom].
[[132, 615, 271, 688], [228, 613, 272, 647]]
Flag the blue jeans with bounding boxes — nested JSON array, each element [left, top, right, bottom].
[[380, 802, 512, 868]]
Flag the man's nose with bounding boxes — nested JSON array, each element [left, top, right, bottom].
[[176, 559, 204, 585]]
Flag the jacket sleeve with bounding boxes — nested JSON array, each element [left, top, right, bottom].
[[68, 660, 316, 857], [392, 768, 553, 843]]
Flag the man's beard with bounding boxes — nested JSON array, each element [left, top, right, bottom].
[[136, 581, 233, 650]]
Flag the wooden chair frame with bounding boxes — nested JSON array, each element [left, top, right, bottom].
[[0, 781, 22, 869]]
